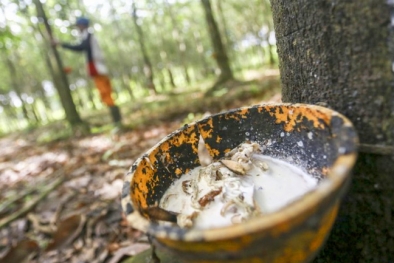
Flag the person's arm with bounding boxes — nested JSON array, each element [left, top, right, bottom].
[[61, 36, 89, 52]]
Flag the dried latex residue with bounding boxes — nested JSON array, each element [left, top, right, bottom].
[[160, 142, 318, 229]]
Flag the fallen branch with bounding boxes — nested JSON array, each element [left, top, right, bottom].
[[0, 171, 65, 229], [0, 179, 46, 214]]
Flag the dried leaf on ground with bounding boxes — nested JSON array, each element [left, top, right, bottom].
[[0, 239, 39, 263], [0, 79, 279, 263], [45, 214, 86, 251]]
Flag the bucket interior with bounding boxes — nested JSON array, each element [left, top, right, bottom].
[[128, 104, 358, 215]]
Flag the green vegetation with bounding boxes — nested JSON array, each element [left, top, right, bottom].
[[0, 0, 277, 135]]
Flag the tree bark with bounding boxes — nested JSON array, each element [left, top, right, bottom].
[[271, 0, 393, 146], [167, 68, 176, 89], [200, 0, 234, 84], [215, 0, 232, 57], [34, 0, 85, 129], [270, 0, 394, 262]]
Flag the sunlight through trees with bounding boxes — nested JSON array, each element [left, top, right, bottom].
[[0, 0, 276, 133]]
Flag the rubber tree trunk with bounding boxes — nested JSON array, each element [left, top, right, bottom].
[[260, 0, 276, 66], [109, 1, 134, 97], [200, 0, 234, 84], [164, 0, 191, 85], [131, 1, 157, 94], [192, 29, 211, 78], [270, 0, 394, 262], [4, 54, 30, 123], [215, 0, 232, 60], [34, 0, 85, 129]]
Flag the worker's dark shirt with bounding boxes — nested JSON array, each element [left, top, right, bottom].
[[61, 30, 108, 76]]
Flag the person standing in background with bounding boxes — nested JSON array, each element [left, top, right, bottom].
[[52, 17, 122, 128]]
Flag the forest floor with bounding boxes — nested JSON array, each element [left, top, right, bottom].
[[0, 69, 281, 263]]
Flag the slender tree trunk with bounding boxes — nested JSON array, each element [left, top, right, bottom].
[[121, 75, 134, 99], [85, 83, 98, 110], [260, 0, 275, 66], [131, 1, 157, 94], [215, 0, 231, 50], [270, 0, 394, 262], [34, 0, 86, 130], [32, 23, 59, 119], [29, 101, 40, 124], [2, 105, 19, 131], [167, 68, 176, 89], [151, 16, 177, 90], [0, 10, 31, 124], [35, 87, 53, 121], [74, 87, 85, 110], [192, 30, 211, 78], [266, 21, 275, 66], [3, 54, 30, 123], [108, 1, 134, 97], [158, 70, 166, 91], [200, 0, 234, 84], [164, 0, 191, 85]]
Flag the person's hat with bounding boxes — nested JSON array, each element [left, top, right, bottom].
[[75, 17, 90, 27]]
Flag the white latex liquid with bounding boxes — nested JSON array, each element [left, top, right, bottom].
[[160, 155, 318, 230]]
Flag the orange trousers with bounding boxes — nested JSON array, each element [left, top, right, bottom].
[[92, 75, 115, 106]]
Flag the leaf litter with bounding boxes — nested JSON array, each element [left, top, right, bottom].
[[0, 121, 182, 263], [0, 79, 281, 262]]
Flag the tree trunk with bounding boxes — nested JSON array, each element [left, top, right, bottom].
[[0, 10, 31, 124], [167, 68, 176, 89], [200, 0, 234, 84], [131, 1, 157, 94], [3, 54, 30, 123], [192, 30, 211, 78], [270, 0, 394, 262], [29, 101, 41, 124], [85, 83, 98, 110], [34, 0, 86, 130], [1, 105, 19, 131], [215, 0, 231, 52], [271, 0, 393, 146], [151, 17, 176, 90], [260, 0, 276, 66], [109, 1, 134, 96], [36, 87, 53, 121], [164, 0, 191, 85]]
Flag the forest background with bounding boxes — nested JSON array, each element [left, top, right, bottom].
[[0, 0, 277, 135]]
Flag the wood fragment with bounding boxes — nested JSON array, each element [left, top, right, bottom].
[[182, 180, 192, 195], [0, 188, 36, 215], [0, 171, 65, 229], [198, 187, 222, 207], [142, 206, 178, 223], [220, 160, 246, 175], [0, 176, 53, 214], [27, 213, 55, 235]]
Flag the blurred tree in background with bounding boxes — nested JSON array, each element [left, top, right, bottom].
[[0, 0, 276, 134]]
